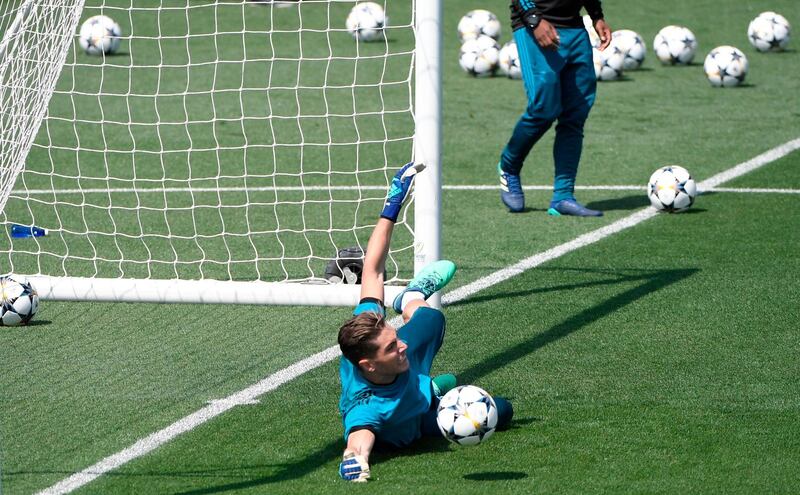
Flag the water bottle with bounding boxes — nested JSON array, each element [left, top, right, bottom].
[[10, 224, 48, 238]]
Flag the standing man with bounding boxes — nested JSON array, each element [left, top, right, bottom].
[[498, 0, 612, 216], [337, 162, 513, 482]]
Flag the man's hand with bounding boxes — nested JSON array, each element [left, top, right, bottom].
[[380, 161, 426, 222], [533, 19, 560, 50], [594, 19, 612, 50], [339, 452, 371, 482]]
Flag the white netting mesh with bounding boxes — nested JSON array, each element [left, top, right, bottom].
[[0, 0, 417, 285]]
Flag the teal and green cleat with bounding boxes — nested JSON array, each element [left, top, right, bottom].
[[392, 260, 456, 314]]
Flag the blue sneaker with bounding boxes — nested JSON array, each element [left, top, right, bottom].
[[498, 163, 524, 213], [392, 260, 456, 314], [547, 199, 603, 217]]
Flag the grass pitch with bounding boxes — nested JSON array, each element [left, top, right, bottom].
[[2, 0, 800, 493]]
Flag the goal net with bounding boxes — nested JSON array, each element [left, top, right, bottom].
[[0, 0, 442, 305]]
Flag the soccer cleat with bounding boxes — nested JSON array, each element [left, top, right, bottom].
[[547, 199, 603, 217], [392, 260, 456, 314], [498, 163, 524, 213]]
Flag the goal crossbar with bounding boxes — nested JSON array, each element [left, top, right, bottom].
[[0, 0, 443, 307], [29, 275, 404, 306]]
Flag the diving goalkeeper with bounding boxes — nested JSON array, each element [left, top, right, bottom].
[[337, 162, 513, 482]]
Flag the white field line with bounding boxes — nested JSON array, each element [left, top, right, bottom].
[[37, 137, 800, 495], [13, 185, 800, 195]]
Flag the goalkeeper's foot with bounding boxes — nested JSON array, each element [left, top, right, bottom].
[[547, 199, 603, 217], [392, 260, 456, 314], [499, 163, 524, 213]]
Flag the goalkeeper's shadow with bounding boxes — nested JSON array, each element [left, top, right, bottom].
[[452, 267, 699, 386]]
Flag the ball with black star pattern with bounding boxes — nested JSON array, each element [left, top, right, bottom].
[[459, 35, 500, 77], [0, 275, 39, 326], [436, 385, 499, 446], [345, 2, 387, 42], [747, 12, 791, 52], [78, 15, 121, 56], [704, 45, 748, 87], [654, 25, 697, 65], [593, 45, 625, 81], [610, 29, 647, 70], [647, 165, 697, 213]]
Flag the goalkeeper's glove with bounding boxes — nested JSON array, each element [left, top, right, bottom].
[[339, 452, 371, 482], [380, 162, 426, 222]]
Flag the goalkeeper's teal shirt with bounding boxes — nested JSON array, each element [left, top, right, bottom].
[[339, 303, 445, 447]]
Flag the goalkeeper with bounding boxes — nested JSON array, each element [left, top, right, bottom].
[[337, 162, 513, 482]]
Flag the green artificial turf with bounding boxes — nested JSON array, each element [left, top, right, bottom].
[[1, 0, 799, 493]]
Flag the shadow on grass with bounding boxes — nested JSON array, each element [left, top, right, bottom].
[[170, 439, 344, 494], [585, 194, 650, 211], [456, 267, 698, 385], [464, 471, 529, 481]]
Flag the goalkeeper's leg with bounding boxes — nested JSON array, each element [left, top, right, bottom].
[[431, 373, 457, 398], [392, 260, 456, 320], [494, 397, 514, 431]]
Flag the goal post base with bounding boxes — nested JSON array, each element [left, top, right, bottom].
[[27, 276, 405, 307]]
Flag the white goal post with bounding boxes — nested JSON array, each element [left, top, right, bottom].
[[0, 0, 442, 306]]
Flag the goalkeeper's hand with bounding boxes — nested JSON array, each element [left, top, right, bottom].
[[339, 452, 371, 482], [380, 162, 426, 222]]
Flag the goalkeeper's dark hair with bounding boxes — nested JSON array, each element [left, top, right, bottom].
[[338, 311, 386, 366]]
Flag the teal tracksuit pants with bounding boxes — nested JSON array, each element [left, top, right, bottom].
[[500, 26, 596, 203]]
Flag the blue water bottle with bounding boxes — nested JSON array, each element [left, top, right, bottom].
[[10, 224, 48, 238]]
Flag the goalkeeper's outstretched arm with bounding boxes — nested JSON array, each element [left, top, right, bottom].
[[359, 162, 425, 304], [339, 429, 375, 482]]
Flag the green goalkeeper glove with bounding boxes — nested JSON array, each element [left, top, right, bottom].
[[339, 452, 371, 482], [380, 162, 425, 222]]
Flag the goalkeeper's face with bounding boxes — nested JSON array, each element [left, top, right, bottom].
[[366, 325, 409, 376]]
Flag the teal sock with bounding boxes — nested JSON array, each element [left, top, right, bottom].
[[431, 374, 457, 398]]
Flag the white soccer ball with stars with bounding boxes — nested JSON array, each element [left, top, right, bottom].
[[747, 12, 791, 52], [593, 45, 625, 81], [437, 385, 498, 446], [458, 9, 501, 42], [704, 45, 748, 87], [498, 41, 522, 79], [0, 275, 39, 326], [653, 25, 697, 65], [459, 35, 500, 77], [78, 15, 121, 56], [346, 2, 387, 42], [648, 165, 697, 213], [611, 29, 646, 70]]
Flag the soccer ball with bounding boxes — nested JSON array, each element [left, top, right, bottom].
[[593, 46, 625, 81], [704, 46, 748, 87], [459, 35, 500, 77], [457, 9, 501, 42], [498, 41, 522, 79], [437, 385, 498, 446], [0, 275, 39, 326], [79, 15, 121, 56], [611, 29, 646, 70], [653, 25, 697, 65], [648, 165, 697, 212], [583, 15, 601, 48], [748, 12, 791, 52], [346, 2, 387, 42]]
